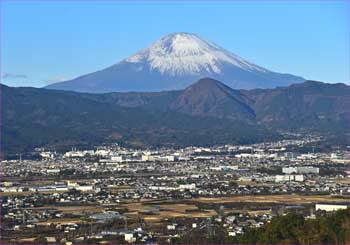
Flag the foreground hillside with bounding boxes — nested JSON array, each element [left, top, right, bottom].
[[237, 209, 350, 245], [2, 78, 350, 154], [174, 208, 350, 244]]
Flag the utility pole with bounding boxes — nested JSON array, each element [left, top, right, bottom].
[[124, 216, 128, 230], [207, 217, 212, 238]]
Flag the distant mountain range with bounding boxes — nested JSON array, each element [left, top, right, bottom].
[[3, 78, 350, 154], [45, 32, 304, 93]]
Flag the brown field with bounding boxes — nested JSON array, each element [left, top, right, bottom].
[[32, 194, 348, 218], [195, 194, 345, 204], [120, 194, 343, 222], [26, 205, 104, 216], [335, 177, 350, 184], [0, 190, 68, 197], [122, 202, 216, 222], [54, 205, 105, 214], [38, 218, 84, 225], [6, 194, 348, 227], [119, 194, 346, 223], [1, 191, 35, 196], [19, 238, 36, 242]]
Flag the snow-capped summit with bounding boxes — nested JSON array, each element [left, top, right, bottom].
[[124, 32, 269, 75], [46, 32, 304, 93]]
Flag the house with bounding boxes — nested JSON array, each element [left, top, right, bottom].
[[167, 224, 177, 230], [124, 233, 136, 243], [316, 203, 350, 212], [75, 185, 93, 192], [46, 237, 56, 243]]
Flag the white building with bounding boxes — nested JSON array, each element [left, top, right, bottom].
[[75, 185, 94, 192], [275, 175, 304, 182], [179, 183, 196, 190], [124, 233, 136, 243], [95, 149, 110, 157], [47, 169, 60, 174], [40, 152, 55, 159], [282, 167, 319, 174], [55, 186, 68, 191], [331, 153, 343, 160], [316, 203, 349, 212], [141, 155, 150, 161], [167, 224, 177, 230], [149, 186, 177, 191], [166, 155, 177, 162], [64, 151, 85, 158], [111, 156, 123, 162]]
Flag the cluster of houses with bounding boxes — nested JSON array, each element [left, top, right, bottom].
[[2, 135, 350, 243]]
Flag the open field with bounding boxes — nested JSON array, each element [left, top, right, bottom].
[[123, 202, 217, 222], [195, 194, 346, 204], [19, 238, 36, 243], [26, 205, 105, 214], [117, 194, 348, 223], [38, 218, 84, 225], [8, 194, 349, 227], [334, 177, 350, 184], [54, 205, 105, 213]]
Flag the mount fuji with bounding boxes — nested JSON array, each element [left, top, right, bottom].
[[45, 32, 304, 93]]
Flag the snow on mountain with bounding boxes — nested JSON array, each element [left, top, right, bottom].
[[124, 32, 269, 75], [45, 32, 304, 93]]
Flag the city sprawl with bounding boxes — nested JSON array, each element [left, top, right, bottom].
[[2, 134, 350, 243]]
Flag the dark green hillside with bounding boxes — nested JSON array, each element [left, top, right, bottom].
[[238, 208, 350, 245], [244, 80, 350, 133], [1, 84, 274, 155], [2, 79, 350, 155], [172, 208, 350, 244]]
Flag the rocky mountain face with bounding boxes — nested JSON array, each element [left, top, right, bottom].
[[45, 32, 304, 93], [3, 79, 349, 154]]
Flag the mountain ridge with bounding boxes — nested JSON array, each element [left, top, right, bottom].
[[3, 79, 349, 154]]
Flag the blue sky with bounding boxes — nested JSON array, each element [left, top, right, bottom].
[[1, 0, 349, 87]]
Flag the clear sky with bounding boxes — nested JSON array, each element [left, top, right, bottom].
[[1, 0, 349, 87]]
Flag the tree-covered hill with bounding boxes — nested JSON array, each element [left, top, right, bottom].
[[173, 208, 350, 244], [238, 208, 350, 245], [2, 79, 350, 155]]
